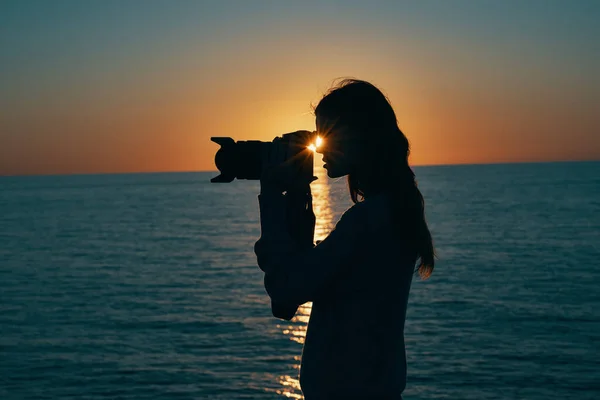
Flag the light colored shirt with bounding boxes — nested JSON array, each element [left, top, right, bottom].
[[255, 190, 416, 399]]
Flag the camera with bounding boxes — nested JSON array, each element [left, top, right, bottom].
[[211, 130, 318, 249], [210, 131, 318, 183]]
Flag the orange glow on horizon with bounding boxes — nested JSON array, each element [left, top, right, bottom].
[[2, 1, 600, 177]]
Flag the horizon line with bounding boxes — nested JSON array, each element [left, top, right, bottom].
[[1, 158, 599, 178]]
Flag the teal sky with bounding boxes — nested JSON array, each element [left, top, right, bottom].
[[1, 0, 599, 175]]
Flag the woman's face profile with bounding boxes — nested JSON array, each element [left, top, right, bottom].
[[315, 116, 358, 179]]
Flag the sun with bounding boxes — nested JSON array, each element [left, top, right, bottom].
[[308, 136, 323, 153]]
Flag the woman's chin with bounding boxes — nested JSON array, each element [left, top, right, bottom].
[[323, 163, 344, 178], [325, 168, 343, 179]]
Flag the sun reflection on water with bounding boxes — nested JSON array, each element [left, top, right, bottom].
[[274, 160, 334, 398]]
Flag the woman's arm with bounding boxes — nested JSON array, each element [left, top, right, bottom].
[[254, 131, 363, 312], [255, 190, 364, 306], [255, 187, 315, 320]]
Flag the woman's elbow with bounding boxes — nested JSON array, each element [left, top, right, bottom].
[[264, 274, 307, 305], [255, 239, 275, 273]]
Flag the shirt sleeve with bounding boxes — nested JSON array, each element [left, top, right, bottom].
[[255, 191, 364, 306]]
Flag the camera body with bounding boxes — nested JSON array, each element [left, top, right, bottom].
[[210, 131, 316, 183]]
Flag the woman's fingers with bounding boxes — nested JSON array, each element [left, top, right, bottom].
[[261, 131, 316, 191]]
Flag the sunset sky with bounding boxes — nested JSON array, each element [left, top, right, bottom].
[[1, 0, 599, 176]]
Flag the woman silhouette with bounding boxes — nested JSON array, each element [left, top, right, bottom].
[[255, 79, 435, 399]]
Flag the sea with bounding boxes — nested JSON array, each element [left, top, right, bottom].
[[1, 161, 599, 400]]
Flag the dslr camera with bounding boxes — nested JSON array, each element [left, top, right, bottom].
[[210, 130, 318, 184], [210, 130, 319, 248]]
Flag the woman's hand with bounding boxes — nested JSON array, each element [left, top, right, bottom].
[[260, 131, 317, 195]]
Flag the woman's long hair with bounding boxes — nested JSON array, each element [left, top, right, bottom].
[[314, 79, 435, 279]]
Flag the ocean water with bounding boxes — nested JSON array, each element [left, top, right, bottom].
[[1, 161, 599, 400]]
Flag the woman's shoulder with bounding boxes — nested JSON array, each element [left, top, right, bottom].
[[340, 192, 393, 232]]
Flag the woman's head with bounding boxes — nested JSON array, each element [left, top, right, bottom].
[[314, 80, 410, 191], [314, 79, 435, 279]]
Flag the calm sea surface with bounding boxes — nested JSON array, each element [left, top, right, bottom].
[[1, 161, 599, 400]]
